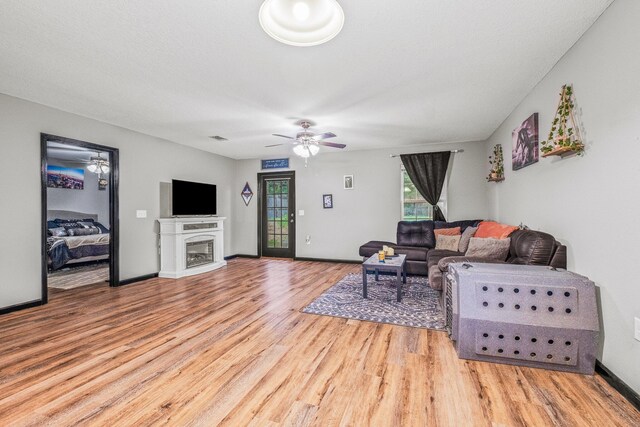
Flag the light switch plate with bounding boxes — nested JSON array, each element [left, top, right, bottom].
[[299, 210, 305, 216], [635, 317, 640, 342], [136, 210, 147, 218]]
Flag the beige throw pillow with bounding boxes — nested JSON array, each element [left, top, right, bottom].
[[435, 234, 461, 251], [465, 237, 511, 260], [458, 226, 478, 253]]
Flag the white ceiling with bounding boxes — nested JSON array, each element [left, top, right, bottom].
[[46, 141, 103, 162], [0, 1, 612, 159]]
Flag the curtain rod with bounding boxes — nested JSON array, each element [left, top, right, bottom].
[[390, 149, 464, 158]]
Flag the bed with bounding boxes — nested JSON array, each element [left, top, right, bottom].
[[46, 210, 110, 270]]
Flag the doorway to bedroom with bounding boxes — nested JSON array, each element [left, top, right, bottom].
[[41, 134, 119, 299]]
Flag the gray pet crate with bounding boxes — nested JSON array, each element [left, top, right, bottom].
[[444, 262, 599, 375]]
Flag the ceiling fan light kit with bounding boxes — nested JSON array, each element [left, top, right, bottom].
[[268, 120, 346, 166], [259, 0, 345, 47], [86, 153, 110, 174]]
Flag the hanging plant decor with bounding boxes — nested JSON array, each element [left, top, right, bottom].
[[540, 84, 584, 157], [487, 144, 505, 182]]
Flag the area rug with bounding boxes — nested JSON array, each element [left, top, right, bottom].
[[48, 262, 109, 290], [302, 273, 445, 330]]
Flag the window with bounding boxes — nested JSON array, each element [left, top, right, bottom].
[[401, 168, 447, 221]]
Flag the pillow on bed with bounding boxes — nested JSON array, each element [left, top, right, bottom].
[[48, 227, 68, 237], [67, 227, 100, 236], [93, 222, 110, 234], [78, 221, 102, 233], [56, 221, 80, 230]]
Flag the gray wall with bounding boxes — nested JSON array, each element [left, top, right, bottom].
[[232, 140, 489, 259], [0, 93, 235, 309], [484, 0, 640, 393], [47, 159, 110, 226]]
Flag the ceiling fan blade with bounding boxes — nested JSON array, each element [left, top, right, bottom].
[[318, 141, 346, 149], [311, 132, 336, 141], [272, 133, 295, 140], [265, 143, 284, 148]]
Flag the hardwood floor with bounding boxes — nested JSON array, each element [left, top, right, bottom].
[[0, 258, 638, 426]]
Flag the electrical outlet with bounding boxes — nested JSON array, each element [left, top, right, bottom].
[[306, 235, 311, 244], [635, 317, 640, 342], [299, 210, 305, 216], [136, 210, 147, 218]]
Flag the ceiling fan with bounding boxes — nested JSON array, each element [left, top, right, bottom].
[[266, 121, 346, 164]]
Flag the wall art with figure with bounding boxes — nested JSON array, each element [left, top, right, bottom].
[[512, 113, 539, 170]]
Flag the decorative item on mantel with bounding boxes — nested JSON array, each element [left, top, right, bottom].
[[541, 84, 585, 157], [241, 182, 253, 206], [487, 144, 505, 182]]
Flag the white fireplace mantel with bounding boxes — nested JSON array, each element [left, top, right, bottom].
[[157, 217, 226, 278]]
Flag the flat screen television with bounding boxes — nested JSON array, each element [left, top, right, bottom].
[[172, 179, 217, 216]]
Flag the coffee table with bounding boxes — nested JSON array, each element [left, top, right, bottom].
[[362, 253, 407, 302]]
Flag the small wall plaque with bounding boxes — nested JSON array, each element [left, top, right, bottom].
[[323, 194, 333, 209]]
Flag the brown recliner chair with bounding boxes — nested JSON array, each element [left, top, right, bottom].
[[428, 229, 567, 290]]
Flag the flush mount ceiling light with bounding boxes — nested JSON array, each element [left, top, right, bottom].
[[259, 0, 345, 47]]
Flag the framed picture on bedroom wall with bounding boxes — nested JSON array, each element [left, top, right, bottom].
[[46, 165, 85, 190], [512, 113, 539, 170]]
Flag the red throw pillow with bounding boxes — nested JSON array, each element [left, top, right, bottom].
[[474, 221, 518, 239], [434, 227, 461, 236]]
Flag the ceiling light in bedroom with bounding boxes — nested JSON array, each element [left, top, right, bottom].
[[87, 153, 110, 174], [259, 0, 345, 47]]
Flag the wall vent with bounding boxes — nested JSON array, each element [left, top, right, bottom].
[[209, 136, 228, 141]]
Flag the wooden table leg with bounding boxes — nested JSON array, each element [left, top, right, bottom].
[[375, 268, 379, 282], [396, 268, 402, 302], [362, 266, 368, 299]]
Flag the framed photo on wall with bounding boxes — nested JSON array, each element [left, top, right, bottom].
[[46, 165, 84, 190], [323, 194, 333, 209], [512, 113, 539, 170], [343, 175, 354, 189]]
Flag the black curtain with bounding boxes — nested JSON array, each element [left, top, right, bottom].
[[400, 151, 451, 222]]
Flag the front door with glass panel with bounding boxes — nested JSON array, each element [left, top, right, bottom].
[[259, 171, 296, 258]]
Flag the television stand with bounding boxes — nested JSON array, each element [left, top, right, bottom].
[[157, 217, 226, 278]]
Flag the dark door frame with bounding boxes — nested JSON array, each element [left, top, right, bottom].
[[41, 133, 120, 304], [257, 171, 296, 258]]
